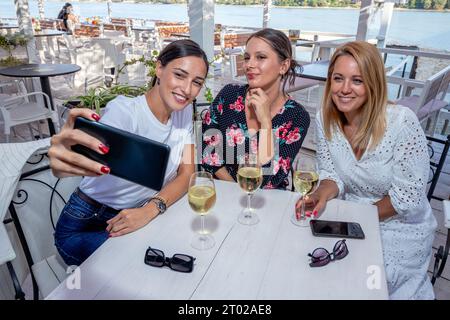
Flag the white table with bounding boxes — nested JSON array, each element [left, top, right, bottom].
[[47, 180, 388, 300]]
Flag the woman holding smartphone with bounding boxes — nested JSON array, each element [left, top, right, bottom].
[[49, 40, 208, 266]]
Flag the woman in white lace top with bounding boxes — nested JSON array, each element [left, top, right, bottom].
[[297, 41, 437, 299]]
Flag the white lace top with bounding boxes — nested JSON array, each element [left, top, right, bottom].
[[316, 104, 437, 299]]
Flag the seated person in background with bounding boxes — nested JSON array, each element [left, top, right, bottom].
[[48, 40, 209, 266], [201, 28, 310, 190], [296, 41, 437, 299], [64, 4, 79, 34]]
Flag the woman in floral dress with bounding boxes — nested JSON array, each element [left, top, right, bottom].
[[201, 28, 310, 190]]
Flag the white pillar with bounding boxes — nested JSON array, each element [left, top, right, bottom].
[[376, 2, 394, 48], [262, 0, 272, 29], [37, 0, 45, 20], [15, 0, 38, 63], [356, 0, 373, 41], [187, 0, 215, 64], [107, 0, 112, 22]]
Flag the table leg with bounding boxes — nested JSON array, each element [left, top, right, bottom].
[[39, 76, 56, 136]]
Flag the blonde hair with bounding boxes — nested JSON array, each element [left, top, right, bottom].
[[322, 41, 387, 151]]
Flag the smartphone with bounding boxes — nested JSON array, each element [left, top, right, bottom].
[[310, 219, 365, 239], [72, 117, 171, 191]]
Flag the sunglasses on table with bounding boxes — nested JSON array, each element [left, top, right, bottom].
[[144, 247, 196, 273], [308, 239, 349, 267]]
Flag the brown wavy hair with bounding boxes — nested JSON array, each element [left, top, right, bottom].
[[246, 28, 297, 95], [322, 41, 387, 151]]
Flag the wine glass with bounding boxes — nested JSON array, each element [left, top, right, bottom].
[[291, 153, 320, 227], [188, 171, 216, 250], [237, 154, 263, 225]]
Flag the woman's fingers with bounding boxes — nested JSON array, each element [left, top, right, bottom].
[[109, 227, 131, 238], [49, 157, 101, 178], [49, 128, 109, 176], [65, 108, 100, 129]]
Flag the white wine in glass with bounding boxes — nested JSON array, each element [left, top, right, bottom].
[[291, 154, 320, 227], [188, 171, 216, 250], [237, 155, 262, 225]]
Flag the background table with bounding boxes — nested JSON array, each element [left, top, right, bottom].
[[0, 64, 80, 135], [295, 60, 329, 82], [47, 180, 388, 300]]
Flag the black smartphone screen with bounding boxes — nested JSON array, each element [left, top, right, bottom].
[[72, 117, 171, 191], [310, 220, 365, 239]]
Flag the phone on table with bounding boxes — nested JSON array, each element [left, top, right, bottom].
[[72, 117, 171, 191], [310, 219, 365, 239]]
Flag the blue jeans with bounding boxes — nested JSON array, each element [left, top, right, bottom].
[[54, 191, 119, 266]]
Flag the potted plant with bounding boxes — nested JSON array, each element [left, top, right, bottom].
[[65, 84, 149, 115], [0, 33, 30, 67]]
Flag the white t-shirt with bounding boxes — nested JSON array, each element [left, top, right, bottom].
[[79, 95, 193, 209]]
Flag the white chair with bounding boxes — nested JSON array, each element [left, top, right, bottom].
[[394, 65, 450, 134], [0, 81, 59, 142], [6, 148, 82, 299]]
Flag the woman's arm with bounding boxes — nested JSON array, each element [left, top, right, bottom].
[[107, 144, 195, 237]]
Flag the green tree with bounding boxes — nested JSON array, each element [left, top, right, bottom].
[[423, 0, 432, 8]]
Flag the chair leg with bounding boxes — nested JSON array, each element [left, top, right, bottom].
[[431, 230, 450, 285], [27, 124, 35, 140]]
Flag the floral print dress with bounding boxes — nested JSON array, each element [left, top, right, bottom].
[[201, 83, 310, 190]]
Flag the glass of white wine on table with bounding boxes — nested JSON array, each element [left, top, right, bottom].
[[237, 154, 263, 225], [291, 153, 320, 227], [188, 171, 216, 250]]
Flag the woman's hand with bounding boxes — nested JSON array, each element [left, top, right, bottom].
[[48, 108, 109, 178], [295, 192, 326, 218], [295, 180, 340, 218], [106, 205, 158, 237], [245, 88, 271, 125]]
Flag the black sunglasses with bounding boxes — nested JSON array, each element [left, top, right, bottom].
[[308, 239, 349, 267], [144, 247, 196, 273]]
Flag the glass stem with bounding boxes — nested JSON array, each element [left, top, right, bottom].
[[200, 215, 205, 239], [301, 195, 306, 220], [247, 193, 251, 216]]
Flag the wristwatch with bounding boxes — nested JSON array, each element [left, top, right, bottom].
[[149, 196, 167, 215]]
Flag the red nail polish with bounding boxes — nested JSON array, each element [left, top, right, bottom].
[[305, 211, 312, 217], [313, 210, 318, 217], [91, 113, 100, 121], [99, 144, 109, 154], [100, 166, 110, 174]]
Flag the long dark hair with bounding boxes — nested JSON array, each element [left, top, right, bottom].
[[151, 39, 209, 87], [246, 28, 297, 95]]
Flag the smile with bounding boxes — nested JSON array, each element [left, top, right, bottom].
[[173, 92, 188, 104]]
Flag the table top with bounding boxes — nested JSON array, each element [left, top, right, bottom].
[[0, 63, 81, 78], [47, 180, 388, 300], [296, 60, 329, 82], [34, 30, 66, 37]]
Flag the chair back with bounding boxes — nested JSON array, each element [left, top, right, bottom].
[[38, 19, 56, 30], [416, 66, 449, 113], [230, 53, 246, 81], [73, 24, 101, 38]]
